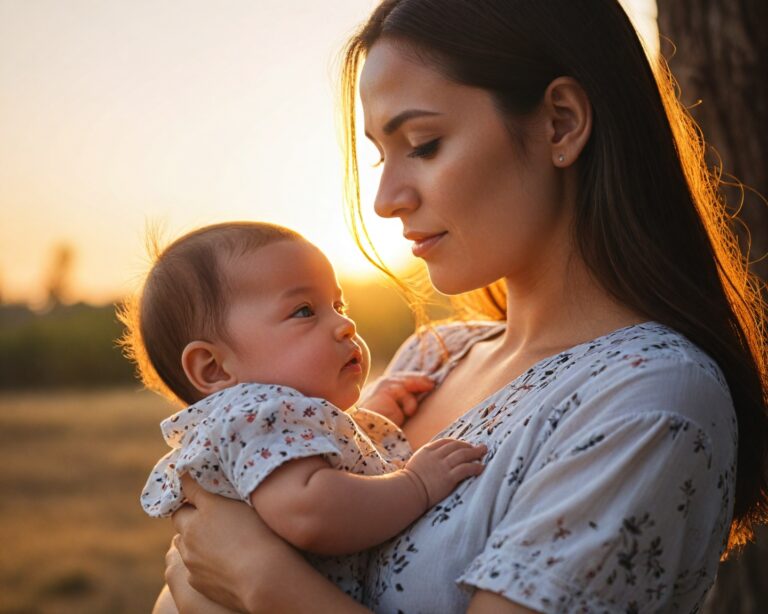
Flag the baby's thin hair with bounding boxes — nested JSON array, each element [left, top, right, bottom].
[[117, 221, 302, 406]]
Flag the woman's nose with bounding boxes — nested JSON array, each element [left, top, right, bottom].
[[373, 170, 419, 219]]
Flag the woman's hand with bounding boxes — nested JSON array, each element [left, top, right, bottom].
[[164, 546, 237, 614], [359, 372, 435, 426], [171, 474, 287, 612], [171, 474, 371, 614]]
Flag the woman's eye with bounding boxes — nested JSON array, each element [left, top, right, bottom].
[[291, 305, 314, 318], [408, 138, 441, 160]]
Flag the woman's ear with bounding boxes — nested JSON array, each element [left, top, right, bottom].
[[543, 76, 592, 167], [181, 341, 237, 397]]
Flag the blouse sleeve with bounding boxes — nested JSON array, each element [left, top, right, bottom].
[[456, 358, 736, 613]]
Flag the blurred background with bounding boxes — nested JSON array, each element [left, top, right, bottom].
[[1, 0, 765, 612]]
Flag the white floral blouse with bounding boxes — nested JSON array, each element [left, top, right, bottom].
[[362, 321, 736, 614]]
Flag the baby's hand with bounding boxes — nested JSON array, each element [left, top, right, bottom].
[[403, 438, 487, 509], [359, 372, 435, 426]]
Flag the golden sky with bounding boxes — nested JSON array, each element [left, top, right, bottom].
[[0, 0, 658, 306]]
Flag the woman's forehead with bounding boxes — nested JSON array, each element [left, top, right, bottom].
[[360, 42, 450, 122], [360, 40, 492, 137]]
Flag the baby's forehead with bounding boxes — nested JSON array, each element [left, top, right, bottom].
[[223, 239, 341, 297]]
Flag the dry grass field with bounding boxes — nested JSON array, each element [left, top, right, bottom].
[[0, 388, 177, 613]]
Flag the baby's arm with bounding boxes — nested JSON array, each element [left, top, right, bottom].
[[249, 438, 486, 556]]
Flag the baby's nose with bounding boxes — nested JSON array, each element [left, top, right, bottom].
[[334, 314, 356, 339]]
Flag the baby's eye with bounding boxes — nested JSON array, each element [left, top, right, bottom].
[[291, 305, 315, 318], [334, 301, 350, 315]]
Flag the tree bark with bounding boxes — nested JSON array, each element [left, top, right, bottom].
[[657, 2, 768, 612], [658, 0, 768, 279]]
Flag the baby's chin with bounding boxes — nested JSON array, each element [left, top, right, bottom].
[[325, 388, 363, 412]]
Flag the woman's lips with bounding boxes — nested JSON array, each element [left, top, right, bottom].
[[410, 232, 447, 258]]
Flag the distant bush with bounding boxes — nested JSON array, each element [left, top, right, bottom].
[[0, 277, 430, 390], [0, 303, 134, 389]]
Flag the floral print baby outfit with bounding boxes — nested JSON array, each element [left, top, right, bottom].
[[141, 382, 412, 599], [362, 321, 736, 614]]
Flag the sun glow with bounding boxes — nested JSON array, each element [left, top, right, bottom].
[[0, 0, 657, 306]]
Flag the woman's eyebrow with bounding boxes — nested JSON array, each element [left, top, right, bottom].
[[369, 109, 442, 138]]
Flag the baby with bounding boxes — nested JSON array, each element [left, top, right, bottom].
[[124, 221, 486, 599]]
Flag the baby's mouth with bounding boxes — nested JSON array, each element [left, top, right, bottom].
[[342, 347, 364, 372]]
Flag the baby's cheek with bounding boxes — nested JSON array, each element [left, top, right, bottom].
[[357, 335, 372, 382]]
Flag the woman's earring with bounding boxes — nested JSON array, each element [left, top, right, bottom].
[[557, 154, 565, 163]]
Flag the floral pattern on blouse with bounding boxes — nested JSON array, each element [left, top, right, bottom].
[[140, 382, 412, 600], [362, 321, 736, 614]]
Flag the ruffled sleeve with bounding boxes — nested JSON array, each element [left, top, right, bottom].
[[347, 406, 413, 465], [456, 358, 736, 613], [141, 383, 356, 517], [141, 383, 415, 517]]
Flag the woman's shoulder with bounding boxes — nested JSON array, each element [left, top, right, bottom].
[[385, 319, 505, 375], [576, 321, 729, 392], [560, 321, 734, 435]]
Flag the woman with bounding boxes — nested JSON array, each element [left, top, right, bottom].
[[162, 0, 768, 611]]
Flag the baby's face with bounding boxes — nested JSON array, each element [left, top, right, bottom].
[[219, 239, 370, 410]]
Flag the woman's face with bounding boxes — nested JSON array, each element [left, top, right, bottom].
[[360, 40, 572, 295]]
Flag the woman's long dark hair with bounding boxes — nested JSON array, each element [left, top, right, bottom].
[[340, 0, 768, 556]]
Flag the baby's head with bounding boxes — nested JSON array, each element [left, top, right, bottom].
[[120, 222, 370, 409]]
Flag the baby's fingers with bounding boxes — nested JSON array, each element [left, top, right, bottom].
[[423, 438, 485, 456], [390, 373, 436, 392], [444, 445, 487, 467], [449, 461, 486, 482], [399, 393, 418, 417], [420, 437, 459, 451]]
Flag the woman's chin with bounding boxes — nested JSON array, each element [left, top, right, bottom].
[[425, 266, 494, 297]]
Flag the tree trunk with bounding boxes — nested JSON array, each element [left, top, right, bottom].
[[656, 2, 768, 612], [657, 0, 768, 279]]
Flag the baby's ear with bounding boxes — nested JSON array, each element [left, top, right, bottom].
[[181, 341, 237, 396]]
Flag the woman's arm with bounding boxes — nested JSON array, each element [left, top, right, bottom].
[[152, 584, 180, 614], [250, 438, 486, 555], [172, 475, 372, 613], [164, 543, 257, 614], [467, 591, 540, 613]]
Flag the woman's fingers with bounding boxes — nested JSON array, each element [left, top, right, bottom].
[[168, 534, 183, 563], [171, 503, 195, 535], [173, 473, 220, 534], [166, 537, 182, 572], [179, 473, 204, 504]]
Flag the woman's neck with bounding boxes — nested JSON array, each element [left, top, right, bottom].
[[497, 249, 646, 359]]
